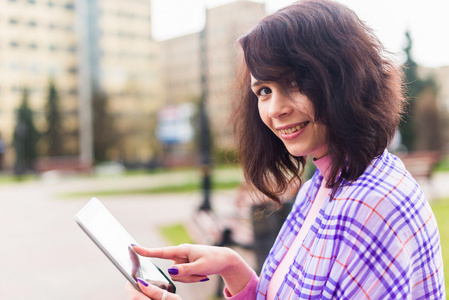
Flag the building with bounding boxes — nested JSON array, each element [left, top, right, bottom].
[[83, 0, 161, 165], [206, 0, 266, 147], [0, 0, 160, 169], [420, 65, 449, 153], [160, 0, 266, 156], [0, 0, 79, 167], [162, 32, 202, 106], [159, 32, 202, 166], [421, 66, 449, 112]]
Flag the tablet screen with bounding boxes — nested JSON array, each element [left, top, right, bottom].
[[75, 198, 176, 293]]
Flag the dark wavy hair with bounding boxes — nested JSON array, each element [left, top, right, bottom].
[[232, 0, 404, 203]]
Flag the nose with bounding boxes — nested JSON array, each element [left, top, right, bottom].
[[268, 90, 292, 118]]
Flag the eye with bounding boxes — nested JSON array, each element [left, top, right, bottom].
[[257, 87, 272, 96]]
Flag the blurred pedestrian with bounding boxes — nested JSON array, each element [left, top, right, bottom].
[[126, 1, 445, 299]]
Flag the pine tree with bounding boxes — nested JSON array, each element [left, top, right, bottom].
[[13, 88, 40, 175], [43, 79, 64, 156], [400, 31, 424, 151], [92, 89, 115, 162], [414, 81, 442, 151]]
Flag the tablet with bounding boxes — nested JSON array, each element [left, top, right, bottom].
[[75, 197, 176, 293]]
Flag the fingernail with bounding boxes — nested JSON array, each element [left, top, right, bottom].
[[137, 277, 148, 287], [131, 244, 139, 247], [168, 267, 178, 275], [200, 277, 210, 282]]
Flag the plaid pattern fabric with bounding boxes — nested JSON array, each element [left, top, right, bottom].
[[256, 150, 445, 299]]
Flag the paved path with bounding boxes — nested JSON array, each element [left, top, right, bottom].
[[0, 170, 448, 300]]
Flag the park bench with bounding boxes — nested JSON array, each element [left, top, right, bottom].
[[186, 182, 297, 256], [186, 204, 254, 249], [186, 184, 295, 297], [36, 156, 92, 174], [397, 151, 440, 182]]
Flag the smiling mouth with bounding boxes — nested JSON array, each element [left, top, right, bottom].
[[279, 122, 309, 134]]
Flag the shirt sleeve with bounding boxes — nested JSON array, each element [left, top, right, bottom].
[[223, 270, 259, 300]]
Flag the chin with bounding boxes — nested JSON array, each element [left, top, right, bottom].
[[285, 148, 308, 158]]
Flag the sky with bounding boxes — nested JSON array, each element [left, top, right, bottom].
[[151, 0, 449, 68]]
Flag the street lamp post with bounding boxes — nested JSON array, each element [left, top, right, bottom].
[[198, 27, 212, 212]]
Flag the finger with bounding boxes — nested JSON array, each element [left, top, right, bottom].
[[137, 279, 180, 300], [168, 264, 210, 283], [169, 274, 210, 284], [132, 244, 191, 260]]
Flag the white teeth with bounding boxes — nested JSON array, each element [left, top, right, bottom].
[[280, 123, 307, 134]]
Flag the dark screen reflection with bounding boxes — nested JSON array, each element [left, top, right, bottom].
[[128, 246, 176, 293], [128, 245, 142, 280]]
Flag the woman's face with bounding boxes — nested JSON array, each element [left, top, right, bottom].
[[251, 75, 328, 159]]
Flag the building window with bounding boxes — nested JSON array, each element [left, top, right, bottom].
[[10, 41, 19, 48], [9, 18, 18, 25], [65, 3, 74, 10], [28, 21, 37, 27], [28, 0, 36, 4], [10, 63, 20, 71], [30, 65, 39, 74]]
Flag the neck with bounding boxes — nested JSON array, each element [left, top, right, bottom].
[[312, 154, 332, 182]]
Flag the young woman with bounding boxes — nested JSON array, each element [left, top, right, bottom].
[[126, 0, 445, 299]]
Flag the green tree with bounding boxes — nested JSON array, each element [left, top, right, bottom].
[[92, 89, 116, 162], [13, 88, 40, 175], [414, 78, 443, 152], [400, 31, 444, 152], [43, 79, 64, 156], [400, 31, 424, 151]]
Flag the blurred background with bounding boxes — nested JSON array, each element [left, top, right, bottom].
[[0, 0, 448, 299]]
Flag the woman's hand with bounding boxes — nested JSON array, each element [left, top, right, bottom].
[[125, 280, 181, 300], [131, 244, 253, 296]]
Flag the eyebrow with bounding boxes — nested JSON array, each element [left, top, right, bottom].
[[251, 80, 265, 88]]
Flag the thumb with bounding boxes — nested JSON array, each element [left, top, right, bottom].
[[136, 279, 180, 300]]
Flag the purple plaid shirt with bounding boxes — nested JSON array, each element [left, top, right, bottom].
[[250, 150, 445, 299]]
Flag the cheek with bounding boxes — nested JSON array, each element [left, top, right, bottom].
[[296, 103, 314, 119], [258, 103, 269, 126], [293, 93, 315, 118], [314, 125, 328, 145]]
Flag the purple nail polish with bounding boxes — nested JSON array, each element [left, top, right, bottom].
[[168, 267, 178, 275], [200, 277, 210, 282], [137, 278, 149, 287]]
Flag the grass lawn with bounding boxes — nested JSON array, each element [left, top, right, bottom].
[[55, 165, 243, 198], [159, 223, 194, 245], [431, 197, 449, 293], [60, 178, 242, 198]]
